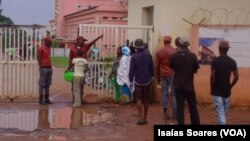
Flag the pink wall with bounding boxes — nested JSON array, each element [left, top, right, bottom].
[[64, 7, 127, 41], [55, 0, 127, 39], [56, 0, 79, 38]]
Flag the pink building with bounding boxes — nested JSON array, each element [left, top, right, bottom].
[[54, 0, 127, 41]]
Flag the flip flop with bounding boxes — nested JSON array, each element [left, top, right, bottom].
[[143, 120, 148, 124], [136, 120, 144, 125]]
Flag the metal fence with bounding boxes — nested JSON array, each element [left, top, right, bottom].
[[79, 24, 153, 97], [51, 48, 70, 57], [0, 24, 153, 100], [0, 25, 47, 99]]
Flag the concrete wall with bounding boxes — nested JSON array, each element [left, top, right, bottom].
[[128, 0, 250, 39], [191, 25, 250, 106], [128, 0, 250, 106]]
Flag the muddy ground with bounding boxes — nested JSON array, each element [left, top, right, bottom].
[[0, 67, 249, 141]]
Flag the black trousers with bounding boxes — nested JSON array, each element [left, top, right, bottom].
[[175, 88, 200, 125]]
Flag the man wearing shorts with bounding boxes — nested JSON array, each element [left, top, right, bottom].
[[129, 39, 154, 125]]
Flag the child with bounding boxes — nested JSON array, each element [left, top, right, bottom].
[[65, 49, 88, 107]]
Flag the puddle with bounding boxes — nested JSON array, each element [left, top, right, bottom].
[[0, 107, 113, 131], [3, 133, 26, 137], [49, 135, 67, 141]]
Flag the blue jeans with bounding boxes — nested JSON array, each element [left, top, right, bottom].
[[161, 77, 176, 115], [39, 68, 52, 96], [213, 96, 230, 125]]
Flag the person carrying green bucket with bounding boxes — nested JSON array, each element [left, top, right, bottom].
[[65, 49, 88, 107], [109, 46, 122, 102]]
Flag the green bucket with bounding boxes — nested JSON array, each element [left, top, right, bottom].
[[64, 71, 74, 82]]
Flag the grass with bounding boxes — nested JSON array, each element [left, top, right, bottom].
[[51, 56, 114, 69], [51, 57, 69, 68]]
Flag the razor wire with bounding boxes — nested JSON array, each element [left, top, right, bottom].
[[190, 8, 250, 25]]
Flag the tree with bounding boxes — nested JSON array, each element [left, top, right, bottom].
[[0, 15, 14, 25]]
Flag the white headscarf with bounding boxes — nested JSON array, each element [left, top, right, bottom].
[[117, 46, 131, 88]]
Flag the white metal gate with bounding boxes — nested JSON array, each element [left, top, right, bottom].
[[79, 24, 153, 97], [0, 25, 47, 100]]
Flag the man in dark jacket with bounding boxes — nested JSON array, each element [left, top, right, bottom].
[[129, 39, 154, 125], [170, 36, 200, 125]]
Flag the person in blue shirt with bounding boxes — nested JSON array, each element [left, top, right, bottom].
[[129, 39, 154, 125]]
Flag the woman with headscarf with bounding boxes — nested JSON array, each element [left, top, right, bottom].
[[117, 46, 132, 102]]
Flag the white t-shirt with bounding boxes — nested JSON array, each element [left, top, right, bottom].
[[72, 58, 88, 77]]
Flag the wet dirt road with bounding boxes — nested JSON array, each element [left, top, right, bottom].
[[0, 67, 249, 141], [0, 102, 249, 141]]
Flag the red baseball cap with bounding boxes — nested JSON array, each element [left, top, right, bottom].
[[76, 36, 87, 42], [44, 36, 52, 42], [163, 35, 172, 42]]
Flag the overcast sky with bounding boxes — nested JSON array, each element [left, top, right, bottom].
[[1, 0, 54, 25]]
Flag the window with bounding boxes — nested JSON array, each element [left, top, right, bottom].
[[77, 4, 81, 10]]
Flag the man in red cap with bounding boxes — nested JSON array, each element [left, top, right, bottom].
[[69, 35, 103, 66], [68, 34, 103, 104], [37, 36, 53, 105], [156, 35, 177, 120]]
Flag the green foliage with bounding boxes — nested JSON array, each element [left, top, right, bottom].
[[51, 57, 69, 68], [103, 57, 115, 62], [52, 40, 58, 48], [0, 15, 14, 25], [103, 56, 115, 69]]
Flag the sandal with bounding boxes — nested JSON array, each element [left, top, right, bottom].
[[136, 120, 144, 125], [143, 119, 148, 124]]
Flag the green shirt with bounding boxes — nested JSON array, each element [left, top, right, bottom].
[[8, 48, 14, 55]]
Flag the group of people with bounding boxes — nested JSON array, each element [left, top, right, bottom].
[[156, 35, 239, 125], [65, 35, 103, 107], [37, 35, 103, 106], [110, 38, 154, 125], [156, 35, 201, 125], [37, 33, 239, 125]]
